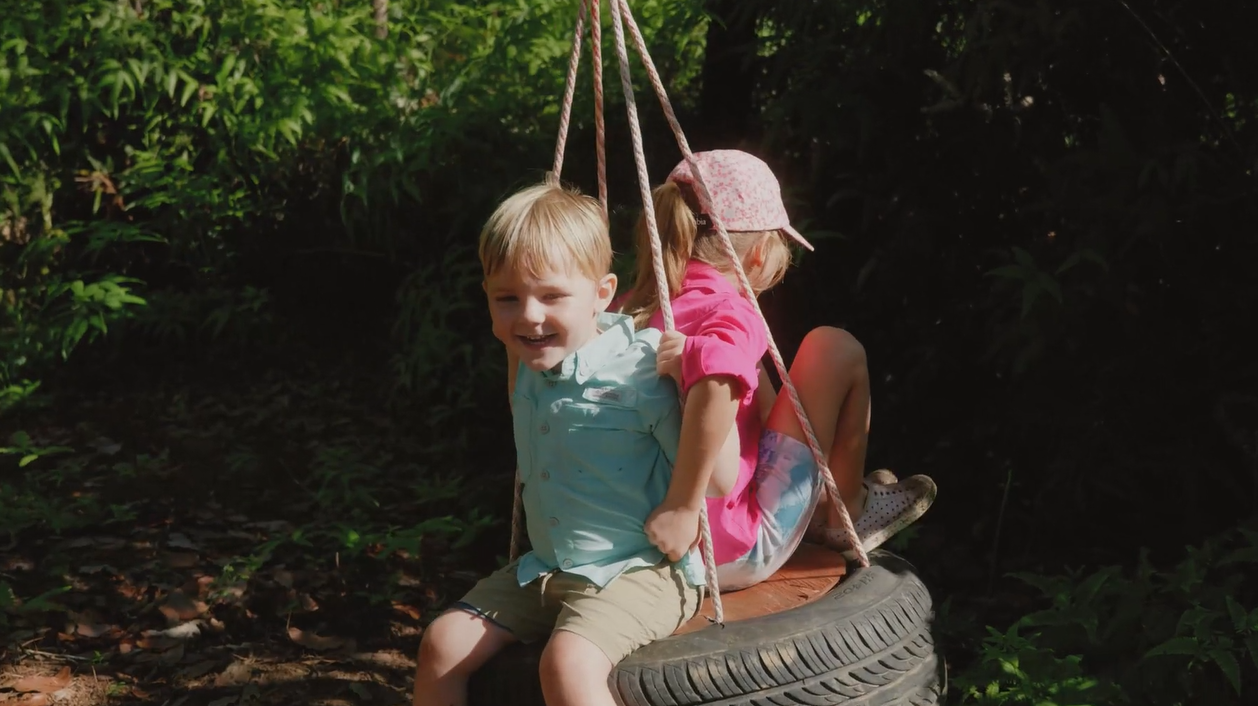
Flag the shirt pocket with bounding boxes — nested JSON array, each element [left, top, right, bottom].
[[560, 399, 647, 479]]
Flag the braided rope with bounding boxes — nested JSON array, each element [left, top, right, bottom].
[[517, 0, 601, 565], [608, 0, 725, 624], [550, 0, 588, 179], [589, 0, 607, 216], [509, 472, 524, 562], [617, 1, 868, 567]]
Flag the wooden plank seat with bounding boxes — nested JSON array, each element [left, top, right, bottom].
[[673, 541, 847, 636]]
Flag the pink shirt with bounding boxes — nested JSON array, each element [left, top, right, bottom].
[[647, 261, 766, 564]]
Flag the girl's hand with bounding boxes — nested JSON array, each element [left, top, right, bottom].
[[657, 330, 687, 386], [645, 501, 701, 562]]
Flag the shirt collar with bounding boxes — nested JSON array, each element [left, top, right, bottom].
[[541, 312, 635, 385]]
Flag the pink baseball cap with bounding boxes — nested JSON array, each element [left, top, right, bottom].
[[666, 150, 813, 251]]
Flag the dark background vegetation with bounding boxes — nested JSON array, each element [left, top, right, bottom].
[[2, 1, 1255, 704]]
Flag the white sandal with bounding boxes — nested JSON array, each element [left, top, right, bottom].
[[825, 470, 937, 560]]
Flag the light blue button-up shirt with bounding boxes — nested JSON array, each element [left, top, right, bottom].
[[512, 312, 703, 588]]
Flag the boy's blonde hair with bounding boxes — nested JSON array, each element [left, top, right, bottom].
[[478, 182, 611, 281], [624, 181, 792, 329]]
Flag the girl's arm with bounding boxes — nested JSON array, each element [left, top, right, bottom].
[[646, 303, 765, 561], [668, 376, 741, 505], [645, 375, 740, 562]]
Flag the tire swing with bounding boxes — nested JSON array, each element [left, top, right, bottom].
[[468, 2, 942, 704]]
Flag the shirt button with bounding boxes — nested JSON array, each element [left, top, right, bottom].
[[539, 423, 550, 434], [546, 380, 557, 388], [562, 559, 573, 569], [549, 517, 559, 527], [540, 470, 551, 481]]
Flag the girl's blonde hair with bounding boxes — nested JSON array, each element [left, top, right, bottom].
[[624, 181, 792, 329], [478, 182, 611, 280]]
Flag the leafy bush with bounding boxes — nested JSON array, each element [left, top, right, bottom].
[[956, 524, 1258, 705], [1, 0, 707, 411]]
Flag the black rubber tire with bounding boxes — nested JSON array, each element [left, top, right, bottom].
[[467, 550, 942, 706]]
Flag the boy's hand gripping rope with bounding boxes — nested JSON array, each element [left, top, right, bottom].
[[513, 0, 870, 628]]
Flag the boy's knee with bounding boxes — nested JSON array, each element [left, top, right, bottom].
[[417, 614, 456, 669], [539, 631, 613, 691], [417, 611, 483, 677]]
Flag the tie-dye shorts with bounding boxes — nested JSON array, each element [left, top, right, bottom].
[[715, 429, 825, 591]]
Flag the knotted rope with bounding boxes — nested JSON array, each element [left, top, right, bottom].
[[511, 0, 867, 630]]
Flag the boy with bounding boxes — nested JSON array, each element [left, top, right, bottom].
[[412, 182, 709, 706]]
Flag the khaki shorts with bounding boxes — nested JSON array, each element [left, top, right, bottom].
[[454, 560, 702, 664]]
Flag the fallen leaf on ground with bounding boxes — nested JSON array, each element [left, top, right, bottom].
[[243, 520, 290, 533], [3, 556, 35, 571], [158, 643, 186, 665], [64, 536, 125, 550], [115, 579, 147, 600], [159, 591, 206, 622], [214, 661, 253, 687], [136, 635, 182, 651], [132, 641, 186, 665], [6, 694, 52, 705], [12, 667, 71, 694], [5, 629, 39, 644], [349, 650, 416, 670], [271, 569, 294, 588], [287, 627, 352, 652], [392, 602, 421, 620], [162, 552, 200, 569], [145, 620, 202, 640], [91, 437, 122, 455], [167, 533, 199, 550], [75, 622, 115, 638], [76, 564, 117, 575], [178, 660, 219, 679], [213, 581, 248, 603]]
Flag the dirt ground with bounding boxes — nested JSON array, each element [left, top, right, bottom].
[[0, 502, 442, 705]]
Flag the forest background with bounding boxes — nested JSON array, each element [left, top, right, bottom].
[[2, 1, 1256, 704]]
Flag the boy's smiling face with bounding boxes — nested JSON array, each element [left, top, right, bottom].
[[485, 263, 617, 372]]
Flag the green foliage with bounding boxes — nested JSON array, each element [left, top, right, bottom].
[[962, 624, 1126, 705], [2, 0, 708, 413], [955, 526, 1258, 705]]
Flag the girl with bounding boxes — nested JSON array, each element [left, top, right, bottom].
[[627, 150, 936, 590]]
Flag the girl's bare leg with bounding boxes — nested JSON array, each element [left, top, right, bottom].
[[764, 326, 871, 521]]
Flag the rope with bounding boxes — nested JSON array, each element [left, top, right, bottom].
[[616, 0, 868, 568], [514, 0, 864, 620], [550, 0, 588, 180], [549, 0, 608, 218], [509, 471, 524, 562], [589, 0, 607, 216], [607, 0, 725, 624], [519, 0, 600, 565]]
